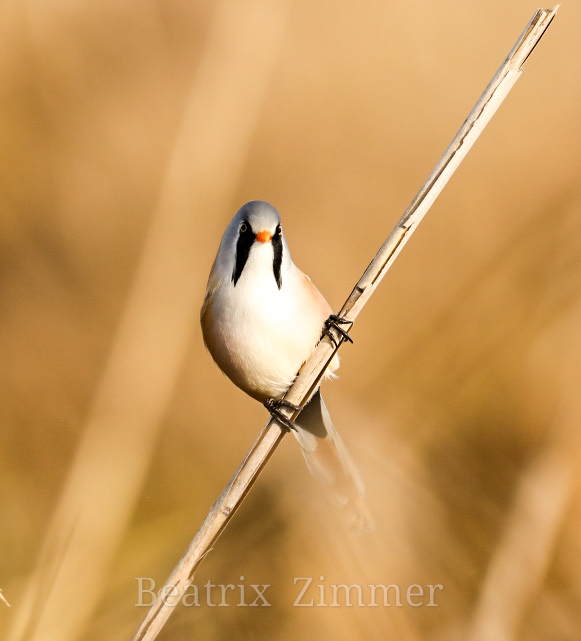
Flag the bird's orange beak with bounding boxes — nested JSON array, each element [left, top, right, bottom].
[[255, 230, 272, 243]]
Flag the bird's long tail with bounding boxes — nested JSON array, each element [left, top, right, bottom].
[[291, 390, 373, 533]]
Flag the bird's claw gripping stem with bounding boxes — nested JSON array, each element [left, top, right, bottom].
[[322, 314, 354, 348], [264, 398, 303, 432]]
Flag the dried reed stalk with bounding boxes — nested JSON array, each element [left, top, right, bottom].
[[0, 589, 11, 608], [131, 7, 558, 640]]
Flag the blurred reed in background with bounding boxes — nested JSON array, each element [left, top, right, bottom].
[[0, 1, 579, 640]]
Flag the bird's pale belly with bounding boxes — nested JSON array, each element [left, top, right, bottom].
[[202, 283, 330, 401]]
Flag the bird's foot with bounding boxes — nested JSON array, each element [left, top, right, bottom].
[[264, 397, 303, 432], [322, 314, 354, 348]]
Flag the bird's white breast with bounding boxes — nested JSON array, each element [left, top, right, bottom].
[[202, 244, 334, 401]]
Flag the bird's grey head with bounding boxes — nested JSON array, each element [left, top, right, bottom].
[[219, 200, 291, 289]]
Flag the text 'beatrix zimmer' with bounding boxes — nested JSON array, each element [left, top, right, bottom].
[[136, 577, 444, 608]]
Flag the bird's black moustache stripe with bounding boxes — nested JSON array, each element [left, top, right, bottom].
[[232, 221, 283, 289], [232, 220, 254, 286], [272, 228, 282, 289]]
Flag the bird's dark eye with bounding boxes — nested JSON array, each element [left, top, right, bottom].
[[240, 222, 248, 234], [275, 224, 281, 236]]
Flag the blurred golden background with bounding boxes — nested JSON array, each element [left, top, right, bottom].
[[1, 1, 580, 640]]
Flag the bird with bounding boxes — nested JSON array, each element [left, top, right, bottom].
[[201, 200, 372, 532]]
